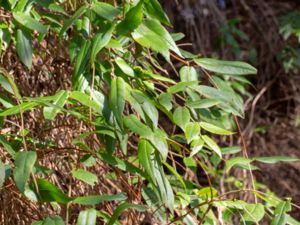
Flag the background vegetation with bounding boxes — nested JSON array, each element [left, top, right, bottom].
[[0, 0, 299, 224]]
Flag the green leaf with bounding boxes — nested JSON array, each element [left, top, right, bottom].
[[0, 161, 8, 188], [193, 85, 244, 117], [132, 18, 182, 60], [167, 81, 196, 94], [91, 2, 120, 21], [158, 93, 172, 111], [69, 91, 102, 112], [200, 122, 234, 135], [0, 102, 39, 116], [185, 122, 200, 144], [190, 138, 205, 156], [173, 107, 190, 130], [124, 115, 153, 137], [242, 203, 265, 223], [0, 135, 16, 157], [197, 187, 218, 199], [74, 193, 127, 205], [107, 203, 146, 225], [272, 200, 292, 225], [221, 146, 241, 155], [149, 132, 168, 160], [16, 29, 32, 69], [131, 90, 158, 127], [0, 67, 21, 99], [72, 169, 98, 186], [37, 178, 73, 204], [90, 23, 115, 64], [43, 90, 68, 120], [138, 139, 156, 184], [115, 57, 134, 77], [13, 12, 48, 34], [13, 151, 36, 192], [77, 208, 97, 225], [33, 216, 65, 225], [162, 161, 186, 189], [109, 77, 125, 127], [116, 0, 143, 35], [202, 135, 222, 158], [194, 58, 257, 75], [185, 99, 220, 109], [254, 156, 299, 164], [0, 74, 13, 95], [226, 157, 253, 172], [72, 40, 91, 89], [98, 153, 145, 176], [179, 66, 198, 82], [59, 6, 87, 36], [144, 0, 170, 26]]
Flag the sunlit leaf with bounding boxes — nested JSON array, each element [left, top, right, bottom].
[[77, 208, 97, 225], [72, 169, 98, 186], [16, 29, 32, 69], [200, 122, 234, 135], [13, 151, 36, 192], [194, 58, 257, 75]]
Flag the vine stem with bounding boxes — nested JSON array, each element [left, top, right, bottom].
[[233, 115, 257, 203]]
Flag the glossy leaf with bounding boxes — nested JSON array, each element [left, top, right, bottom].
[[132, 18, 182, 60], [16, 29, 32, 69], [107, 203, 146, 225], [242, 203, 265, 223], [77, 208, 97, 225], [138, 139, 156, 184], [272, 200, 291, 225], [43, 90, 68, 120], [226, 157, 253, 172], [72, 169, 98, 186], [124, 115, 153, 137], [13, 151, 37, 192], [162, 161, 186, 189], [115, 57, 134, 77], [186, 99, 220, 109], [59, 6, 87, 36], [90, 23, 115, 64], [144, 0, 170, 26], [33, 216, 65, 225], [37, 178, 73, 204], [13, 12, 48, 34], [185, 122, 200, 144], [0, 102, 39, 116], [254, 156, 299, 164], [190, 138, 205, 156], [91, 2, 120, 21], [158, 93, 172, 111], [74, 193, 127, 205], [69, 91, 102, 112], [179, 66, 198, 82], [200, 122, 234, 135], [173, 107, 190, 130], [194, 58, 257, 75], [109, 77, 126, 127], [202, 135, 222, 158], [0, 136, 16, 157], [0, 161, 7, 188], [167, 81, 196, 94], [116, 0, 143, 35]]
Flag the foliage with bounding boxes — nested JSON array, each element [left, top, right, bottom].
[[279, 11, 300, 73], [0, 0, 299, 224]]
